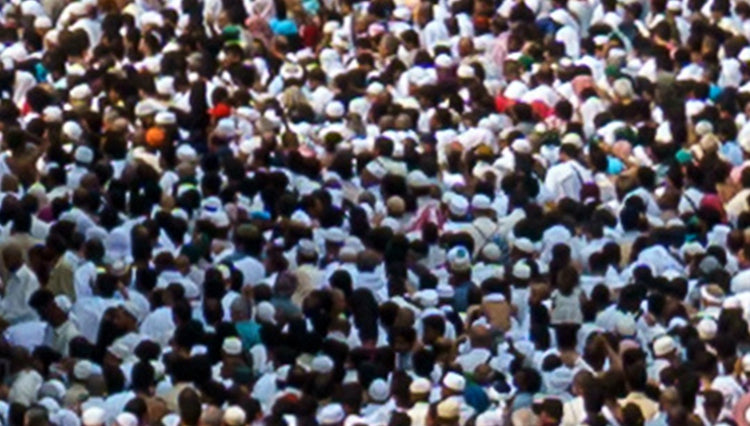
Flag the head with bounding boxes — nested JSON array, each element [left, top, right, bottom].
[[3, 243, 23, 273]]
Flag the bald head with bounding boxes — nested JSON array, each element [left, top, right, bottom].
[[469, 325, 492, 349], [3, 243, 23, 272]]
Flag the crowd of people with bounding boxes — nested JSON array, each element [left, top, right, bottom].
[[2, 0, 750, 425]]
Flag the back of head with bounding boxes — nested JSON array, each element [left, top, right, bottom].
[[178, 387, 202, 426]]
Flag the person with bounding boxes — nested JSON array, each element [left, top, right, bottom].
[[0, 244, 40, 325], [28, 289, 81, 356], [4, 0, 750, 424]]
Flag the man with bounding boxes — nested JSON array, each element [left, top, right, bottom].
[[72, 272, 122, 343], [24, 405, 49, 426], [441, 372, 475, 425], [28, 289, 81, 356], [408, 378, 432, 426], [222, 406, 246, 426], [81, 407, 106, 426], [435, 398, 460, 426], [619, 363, 658, 420], [46, 233, 77, 302], [537, 398, 564, 426], [0, 243, 40, 325], [178, 387, 202, 426], [0, 210, 42, 283]]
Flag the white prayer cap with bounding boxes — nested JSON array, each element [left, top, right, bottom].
[[153, 111, 177, 127], [43, 105, 63, 123], [291, 210, 312, 227], [407, 170, 431, 188], [700, 284, 725, 305], [74, 360, 94, 381], [608, 48, 626, 61], [448, 195, 469, 216], [471, 194, 492, 210], [311, 355, 335, 374], [561, 133, 583, 149], [695, 120, 713, 137], [155, 76, 174, 96], [511, 261, 531, 280], [415, 289, 439, 308], [512, 238, 535, 254], [123, 300, 147, 323], [435, 54, 453, 68], [280, 62, 304, 80], [442, 372, 466, 392], [298, 239, 318, 257], [256, 301, 276, 324], [612, 78, 633, 99], [115, 413, 138, 426], [222, 337, 243, 355], [457, 64, 475, 79], [74, 145, 94, 164], [34, 16, 52, 29], [317, 403, 345, 425], [135, 99, 164, 117], [65, 63, 86, 77], [39, 397, 60, 414], [410, 378, 431, 394], [223, 406, 246, 426], [393, 6, 411, 20], [615, 314, 636, 336], [323, 21, 341, 34], [323, 227, 346, 244], [481, 243, 502, 262], [680, 241, 705, 258], [141, 11, 164, 28], [593, 35, 609, 46], [82, 407, 106, 426], [697, 318, 718, 340], [366, 82, 385, 96], [69, 84, 92, 101], [511, 138, 532, 154], [210, 211, 231, 228], [62, 121, 83, 142], [652, 335, 676, 357], [55, 295, 72, 313], [325, 101, 345, 119], [740, 47, 750, 63], [39, 379, 66, 401], [447, 246, 472, 272], [667, 317, 688, 331], [742, 354, 750, 372], [667, 0, 681, 10], [437, 398, 460, 419], [368, 378, 389, 402]]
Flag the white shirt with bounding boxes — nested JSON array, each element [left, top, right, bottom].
[[72, 296, 120, 343], [233, 256, 266, 287], [544, 161, 592, 203], [48, 320, 81, 357], [140, 306, 176, 348], [1, 265, 39, 325], [4, 320, 46, 352], [73, 261, 97, 300]]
